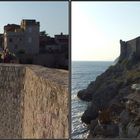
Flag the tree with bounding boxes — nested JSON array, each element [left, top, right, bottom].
[[40, 31, 48, 36]]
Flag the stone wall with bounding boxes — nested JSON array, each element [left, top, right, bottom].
[[18, 53, 68, 69], [33, 53, 68, 69], [120, 37, 140, 61], [0, 65, 25, 138], [126, 38, 137, 59], [0, 64, 68, 139]]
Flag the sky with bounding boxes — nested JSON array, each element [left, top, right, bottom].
[[0, 2, 68, 37], [72, 2, 140, 61]]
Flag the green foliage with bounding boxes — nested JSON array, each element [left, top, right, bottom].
[[120, 59, 136, 70], [121, 59, 129, 65], [40, 31, 48, 36], [126, 70, 140, 80]]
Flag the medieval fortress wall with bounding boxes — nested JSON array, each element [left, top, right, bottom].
[[0, 64, 68, 139], [120, 36, 140, 61]]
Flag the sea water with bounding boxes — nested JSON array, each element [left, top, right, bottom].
[[71, 61, 113, 139]]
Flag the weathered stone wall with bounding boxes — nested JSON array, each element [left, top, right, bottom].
[[120, 37, 140, 61], [22, 66, 68, 139], [0, 64, 68, 139], [33, 53, 68, 69], [0, 65, 25, 138], [126, 38, 136, 59], [18, 53, 68, 69], [136, 37, 140, 58]]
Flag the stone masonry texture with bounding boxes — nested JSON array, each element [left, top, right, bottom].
[[0, 63, 68, 139]]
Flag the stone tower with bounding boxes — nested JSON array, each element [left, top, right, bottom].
[[21, 19, 40, 54], [119, 37, 140, 61], [4, 24, 24, 54], [4, 19, 40, 55]]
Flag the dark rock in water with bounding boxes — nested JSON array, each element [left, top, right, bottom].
[[77, 89, 92, 102], [78, 36, 140, 138], [77, 63, 125, 103], [77, 81, 97, 101], [81, 102, 98, 124]]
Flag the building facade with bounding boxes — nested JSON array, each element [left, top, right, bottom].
[[4, 19, 40, 55], [54, 32, 68, 51]]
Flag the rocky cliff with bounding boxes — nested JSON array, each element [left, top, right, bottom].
[[0, 64, 68, 139], [78, 37, 140, 138]]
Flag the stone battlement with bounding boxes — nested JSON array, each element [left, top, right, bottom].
[[119, 36, 140, 61], [0, 64, 68, 139]]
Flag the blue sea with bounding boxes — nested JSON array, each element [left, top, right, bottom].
[[71, 61, 113, 139]]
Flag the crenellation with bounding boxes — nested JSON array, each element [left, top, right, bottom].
[[119, 36, 140, 61]]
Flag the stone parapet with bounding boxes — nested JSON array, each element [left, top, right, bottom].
[[0, 63, 68, 139]]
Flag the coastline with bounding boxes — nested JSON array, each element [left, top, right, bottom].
[[72, 61, 112, 138], [77, 37, 140, 138]]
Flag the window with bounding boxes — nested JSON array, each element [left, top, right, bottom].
[[9, 38, 12, 42]]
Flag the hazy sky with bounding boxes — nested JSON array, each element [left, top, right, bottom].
[[0, 2, 68, 37], [72, 2, 140, 61]]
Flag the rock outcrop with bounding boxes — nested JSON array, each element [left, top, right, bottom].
[[0, 64, 68, 139], [78, 37, 140, 138]]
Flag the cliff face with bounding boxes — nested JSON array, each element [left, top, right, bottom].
[[78, 37, 140, 138], [0, 64, 68, 139]]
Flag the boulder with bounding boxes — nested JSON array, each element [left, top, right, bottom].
[[93, 81, 120, 108], [77, 89, 92, 101], [81, 103, 98, 124], [93, 124, 119, 137], [90, 119, 98, 131], [127, 122, 140, 138], [120, 110, 131, 126]]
